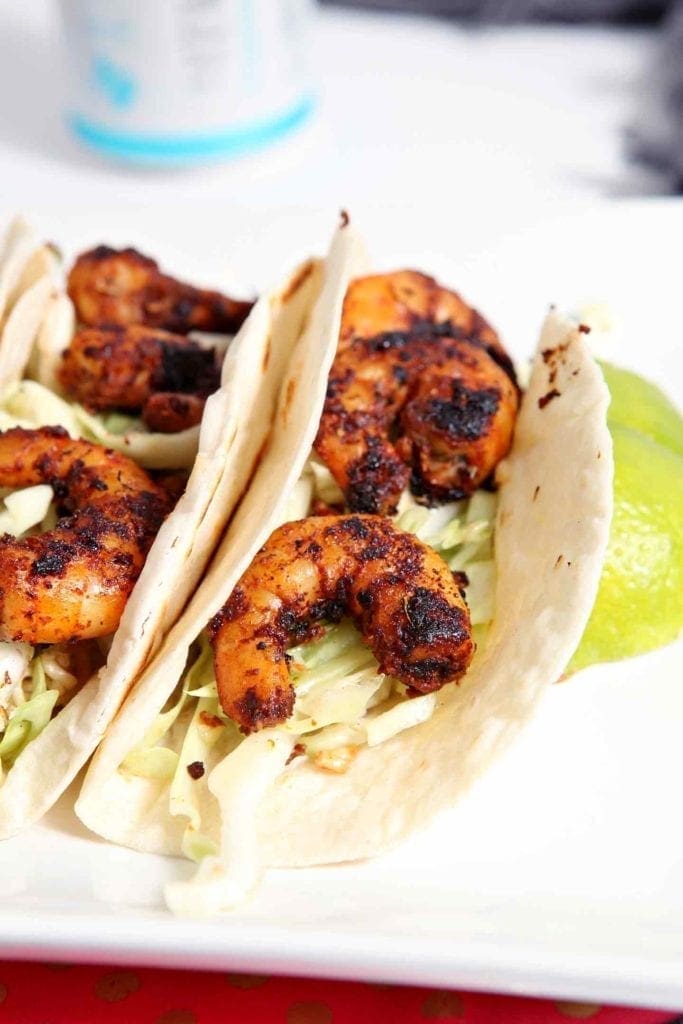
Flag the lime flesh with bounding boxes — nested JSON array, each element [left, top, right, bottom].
[[569, 421, 683, 672], [599, 361, 683, 457]]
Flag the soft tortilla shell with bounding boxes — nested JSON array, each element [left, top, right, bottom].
[[0, 218, 42, 326], [75, 221, 371, 849], [28, 291, 76, 393], [0, 233, 58, 389], [78, 309, 613, 862], [0, 254, 320, 836], [0, 274, 56, 391]]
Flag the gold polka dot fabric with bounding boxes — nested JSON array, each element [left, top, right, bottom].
[[556, 1004, 602, 1020], [0, 961, 675, 1022], [94, 969, 141, 1003]]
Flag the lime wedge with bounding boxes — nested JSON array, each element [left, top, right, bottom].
[[599, 361, 683, 457], [569, 422, 683, 672]]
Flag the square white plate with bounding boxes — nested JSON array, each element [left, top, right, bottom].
[[0, 200, 681, 1010]]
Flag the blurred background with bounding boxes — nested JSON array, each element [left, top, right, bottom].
[[0, 0, 680, 217]]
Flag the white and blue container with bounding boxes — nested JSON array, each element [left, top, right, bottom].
[[58, 0, 314, 165]]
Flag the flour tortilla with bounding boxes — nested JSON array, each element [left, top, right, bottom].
[[0, 217, 44, 327], [28, 290, 76, 394], [0, 248, 322, 836], [77, 282, 613, 880], [0, 229, 58, 391], [0, 275, 56, 391], [76, 219, 371, 848]]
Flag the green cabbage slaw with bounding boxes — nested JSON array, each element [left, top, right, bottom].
[[122, 458, 498, 860], [0, 378, 144, 445], [0, 652, 58, 777], [0, 642, 92, 779]]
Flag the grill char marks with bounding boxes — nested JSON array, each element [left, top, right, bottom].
[[417, 382, 502, 442], [209, 515, 474, 733], [314, 271, 519, 514], [153, 341, 219, 396], [345, 435, 408, 515], [399, 377, 503, 504], [394, 587, 471, 689]]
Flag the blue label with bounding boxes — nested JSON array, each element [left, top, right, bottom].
[[68, 94, 315, 165], [91, 56, 138, 110]]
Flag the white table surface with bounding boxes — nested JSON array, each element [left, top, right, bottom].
[[0, 4, 667, 212]]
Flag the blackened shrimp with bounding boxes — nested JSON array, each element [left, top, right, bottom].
[[67, 246, 253, 335], [209, 515, 473, 733], [58, 325, 220, 432], [0, 427, 170, 644], [314, 272, 519, 514], [141, 393, 207, 433], [338, 270, 515, 379]]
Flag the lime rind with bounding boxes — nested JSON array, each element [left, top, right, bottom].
[[599, 361, 683, 457], [569, 410, 683, 673]]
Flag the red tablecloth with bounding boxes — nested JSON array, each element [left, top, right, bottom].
[[0, 963, 677, 1024]]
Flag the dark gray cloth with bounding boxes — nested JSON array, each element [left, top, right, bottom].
[[629, 3, 683, 187], [319, 0, 665, 20], [320, 0, 683, 188]]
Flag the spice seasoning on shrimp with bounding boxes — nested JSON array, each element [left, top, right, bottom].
[[208, 515, 474, 734], [67, 246, 253, 335], [0, 426, 169, 644], [315, 272, 519, 513], [58, 244, 254, 436], [59, 325, 220, 434]]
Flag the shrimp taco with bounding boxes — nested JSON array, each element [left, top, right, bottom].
[[0, 220, 335, 836], [73, 219, 636, 916], [0, 223, 254, 470]]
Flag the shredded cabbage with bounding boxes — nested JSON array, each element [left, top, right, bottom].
[[0, 648, 86, 776], [461, 561, 496, 626], [302, 723, 366, 754], [0, 689, 59, 770], [307, 455, 344, 505], [73, 403, 200, 469], [121, 746, 180, 781], [0, 379, 195, 469], [181, 828, 218, 863], [121, 639, 241, 859], [0, 380, 81, 435], [0, 484, 54, 536], [120, 643, 209, 777], [0, 379, 144, 446], [0, 643, 34, 713], [74, 405, 144, 444], [169, 696, 227, 827], [275, 472, 314, 528], [365, 692, 437, 747]]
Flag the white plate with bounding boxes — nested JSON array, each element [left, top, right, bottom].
[[0, 200, 681, 1009]]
